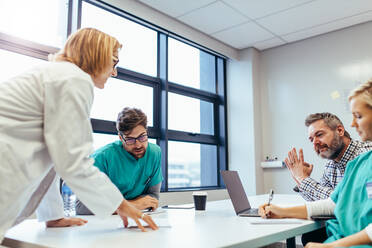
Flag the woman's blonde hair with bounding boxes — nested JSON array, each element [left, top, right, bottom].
[[348, 79, 372, 108], [50, 28, 122, 77]]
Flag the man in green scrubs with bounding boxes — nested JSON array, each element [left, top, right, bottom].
[[76, 107, 163, 214]]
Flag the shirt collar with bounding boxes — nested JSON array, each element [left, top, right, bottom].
[[337, 139, 358, 166]]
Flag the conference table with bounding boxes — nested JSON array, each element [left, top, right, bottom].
[[3, 194, 323, 248]]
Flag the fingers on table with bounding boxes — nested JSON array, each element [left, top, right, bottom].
[[135, 218, 146, 232], [68, 218, 87, 226], [143, 215, 158, 230], [123, 216, 128, 228]]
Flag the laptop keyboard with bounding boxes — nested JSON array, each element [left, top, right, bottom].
[[243, 208, 259, 215]]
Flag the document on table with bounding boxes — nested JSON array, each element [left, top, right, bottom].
[[249, 218, 304, 224], [161, 203, 194, 209], [119, 218, 172, 229], [142, 208, 166, 215]]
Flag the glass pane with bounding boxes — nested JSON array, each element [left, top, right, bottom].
[[81, 2, 157, 76], [168, 93, 214, 135], [0, 0, 68, 47], [92, 133, 156, 152], [91, 77, 153, 126], [168, 141, 217, 188], [92, 133, 118, 151], [0, 49, 47, 83], [168, 38, 216, 93]]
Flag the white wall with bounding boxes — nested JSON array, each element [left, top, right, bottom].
[[254, 21, 372, 194], [227, 48, 264, 196]]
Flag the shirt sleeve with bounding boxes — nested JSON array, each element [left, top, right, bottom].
[[365, 224, 372, 242], [305, 198, 336, 219], [148, 146, 163, 187], [298, 170, 334, 201], [36, 173, 64, 222], [143, 182, 161, 200], [92, 151, 109, 175], [43, 76, 123, 218]]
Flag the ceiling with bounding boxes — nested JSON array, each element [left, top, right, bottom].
[[137, 0, 372, 51]]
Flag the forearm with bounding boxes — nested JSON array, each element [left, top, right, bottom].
[[281, 205, 308, 219], [331, 229, 371, 247]]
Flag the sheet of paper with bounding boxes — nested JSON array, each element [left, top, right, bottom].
[[162, 204, 194, 209], [249, 218, 303, 224], [119, 218, 172, 229], [142, 208, 166, 215]]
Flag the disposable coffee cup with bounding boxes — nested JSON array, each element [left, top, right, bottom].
[[192, 191, 207, 210]]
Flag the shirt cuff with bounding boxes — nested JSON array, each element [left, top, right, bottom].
[[298, 177, 314, 191], [365, 224, 372, 241], [305, 198, 335, 219]]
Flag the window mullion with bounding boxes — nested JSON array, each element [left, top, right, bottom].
[[158, 32, 168, 192]]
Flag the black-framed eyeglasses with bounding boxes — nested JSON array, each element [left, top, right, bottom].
[[120, 133, 148, 145]]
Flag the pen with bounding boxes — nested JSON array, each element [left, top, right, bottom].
[[144, 177, 151, 186], [268, 189, 274, 206]]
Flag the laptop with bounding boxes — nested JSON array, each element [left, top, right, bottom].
[[221, 170, 260, 217]]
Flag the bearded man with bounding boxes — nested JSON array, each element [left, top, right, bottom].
[[284, 112, 372, 201]]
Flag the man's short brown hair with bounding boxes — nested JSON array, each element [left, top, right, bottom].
[[116, 107, 147, 134], [305, 112, 351, 139]]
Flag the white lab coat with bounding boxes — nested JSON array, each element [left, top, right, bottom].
[[0, 62, 123, 241]]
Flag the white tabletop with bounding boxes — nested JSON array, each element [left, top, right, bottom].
[[4, 194, 323, 248]]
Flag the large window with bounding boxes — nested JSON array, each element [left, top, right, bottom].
[[0, 0, 227, 191], [168, 93, 214, 135], [0, 49, 47, 83], [0, 0, 68, 48], [91, 77, 154, 125], [81, 1, 157, 77], [168, 38, 216, 93]]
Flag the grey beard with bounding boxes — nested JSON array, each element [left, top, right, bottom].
[[319, 136, 345, 160]]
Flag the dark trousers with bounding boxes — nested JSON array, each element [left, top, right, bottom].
[[301, 227, 328, 246]]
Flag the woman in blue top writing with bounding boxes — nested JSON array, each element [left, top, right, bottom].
[[259, 80, 372, 248]]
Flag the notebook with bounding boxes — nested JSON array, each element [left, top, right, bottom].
[[221, 170, 260, 217]]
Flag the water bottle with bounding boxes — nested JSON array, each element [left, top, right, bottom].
[[61, 182, 76, 216]]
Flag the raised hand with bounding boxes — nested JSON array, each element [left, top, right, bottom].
[[284, 148, 313, 184]]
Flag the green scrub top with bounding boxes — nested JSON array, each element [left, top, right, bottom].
[[92, 141, 163, 200], [326, 150, 372, 247]]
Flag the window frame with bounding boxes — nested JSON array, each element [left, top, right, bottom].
[[0, 0, 228, 192]]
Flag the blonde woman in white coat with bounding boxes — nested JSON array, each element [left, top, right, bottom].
[[0, 28, 158, 242]]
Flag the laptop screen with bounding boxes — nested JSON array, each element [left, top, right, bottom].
[[221, 170, 252, 214]]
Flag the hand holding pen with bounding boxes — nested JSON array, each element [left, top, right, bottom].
[[268, 189, 274, 206], [259, 190, 288, 219], [266, 189, 274, 217]]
